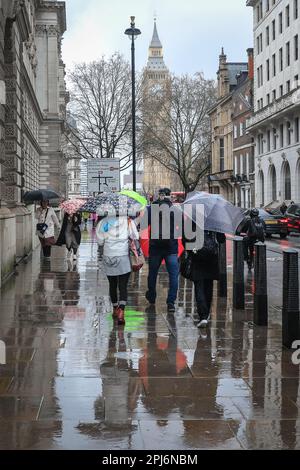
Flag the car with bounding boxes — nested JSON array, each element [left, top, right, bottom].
[[244, 208, 289, 239], [286, 204, 300, 234]]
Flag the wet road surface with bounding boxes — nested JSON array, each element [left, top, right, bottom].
[[0, 228, 300, 450]]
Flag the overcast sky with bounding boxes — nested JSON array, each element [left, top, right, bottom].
[[62, 0, 254, 80]]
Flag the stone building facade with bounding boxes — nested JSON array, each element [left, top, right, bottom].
[[142, 21, 179, 195], [232, 49, 255, 209], [247, 0, 300, 207], [0, 0, 67, 287], [208, 49, 248, 202]]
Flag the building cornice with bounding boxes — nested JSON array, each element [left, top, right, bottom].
[[247, 87, 300, 130], [37, 1, 66, 34]]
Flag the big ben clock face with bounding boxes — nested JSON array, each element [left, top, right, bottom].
[[151, 83, 163, 94]]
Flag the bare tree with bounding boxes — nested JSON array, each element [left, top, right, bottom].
[[141, 73, 216, 193], [67, 53, 139, 171]]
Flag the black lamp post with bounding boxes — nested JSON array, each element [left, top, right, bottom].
[[125, 16, 141, 191], [111, 134, 116, 159]]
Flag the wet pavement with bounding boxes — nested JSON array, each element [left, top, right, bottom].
[[0, 228, 300, 450]]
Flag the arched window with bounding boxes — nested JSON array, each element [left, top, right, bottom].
[[281, 161, 291, 200], [268, 165, 277, 203], [257, 170, 265, 207]]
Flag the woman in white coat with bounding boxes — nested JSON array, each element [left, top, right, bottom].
[[96, 214, 139, 325], [36, 200, 61, 258]]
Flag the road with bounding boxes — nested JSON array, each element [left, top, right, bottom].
[[265, 233, 300, 255]]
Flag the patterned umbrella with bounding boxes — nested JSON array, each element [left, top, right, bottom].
[[59, 199, 86, 215], [80, 192, 143, 216]]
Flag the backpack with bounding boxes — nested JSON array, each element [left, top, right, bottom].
[[193, 231, 218, 261], [248, 217, 265, 241]]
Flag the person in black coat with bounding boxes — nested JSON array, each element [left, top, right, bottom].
[[182, 229, 226, 328], [56, 212, 82, 260]]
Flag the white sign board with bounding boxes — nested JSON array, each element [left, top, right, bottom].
[[87, 159, 120, 193]]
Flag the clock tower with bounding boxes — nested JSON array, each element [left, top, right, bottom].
[[142, 20, 173, 194]]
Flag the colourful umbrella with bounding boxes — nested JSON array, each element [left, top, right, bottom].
[[119, 190, 147, 207], [59, 199, 86, 215]]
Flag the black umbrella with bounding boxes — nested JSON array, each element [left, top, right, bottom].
[[79, 193, 141, 216], [23, 189, 60, 202]]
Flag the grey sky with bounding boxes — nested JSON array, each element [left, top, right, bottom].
[[62, 0, 253, 80]]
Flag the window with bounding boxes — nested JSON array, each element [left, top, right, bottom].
[[279, 12, 283, 33], [272, 19, 276, 39], [257, 67, 261, 87], [273, 128, 277, 149], [257, 36, 260, 53], [295, 35, 299, 60], [267, 129, 271, 151], [272, 89, 277, 101], [287, 80, 291, 92], [280, 123, 284, 147], [295, 0, 299, 19], [266, 0, 270, 11], [286, 4, 290, 26], [287, 121, 292, 145], [240, 122, 244, 136], [258, 134, 264, 155], [295, 117, 300, 142], [295, 74, 299, 87], [219, 138, 224, 172], [260, 65, 263, 85], [267, 93, 270, 104], [279, 47, 283, 71], [286, 41, 290, 66], [234, 125, 238, 139], [266, 59, 270, 80], [272, 53, 276, 76], [266, 26, 270, 45], [280, 84, 284, 96]]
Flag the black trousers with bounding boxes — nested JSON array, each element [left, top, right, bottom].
[[42, 245, 51, 257], [193, 279, 214, 315], [107, 273, 131, 309]]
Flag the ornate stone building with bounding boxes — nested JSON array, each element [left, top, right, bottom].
[[208, 49, 248, 202], [142, 20, 176, 195], [247, 0, 300, 207], [0, 0, 67, 287]]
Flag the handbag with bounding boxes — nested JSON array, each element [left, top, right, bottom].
[[128, 219, 145, 272], [180, 251, 193, 279], [129, 237, 145, 272], [36, 209, 49, 236], [193, 231, 218, 262]]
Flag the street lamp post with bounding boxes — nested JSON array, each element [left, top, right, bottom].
[[125, 16, 141, 192], [112, 134, 116, 159]]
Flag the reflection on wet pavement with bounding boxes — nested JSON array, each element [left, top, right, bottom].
[[0, 229, 300, 449]]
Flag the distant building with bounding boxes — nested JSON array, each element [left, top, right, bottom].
[[123, 170, 143, 191], [208, 49, 248, 202], [247, 0, 300, 207], [65, 115, 81, 198], [232, 49, 255, 208], [142, 20, 179, 194], [80, 159, 88, 197]]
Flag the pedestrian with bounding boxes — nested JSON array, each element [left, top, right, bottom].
[[279, 201, 288, 215], [145, 187, 179, 313], [182, 228, 226, 328], [96, 213, 139, 325], [56, 211, 82, 261], [91, 212, 98, 228], [239, 208, 265, 270], [35, 200, 61, 259], [82, 211, 90, 230]]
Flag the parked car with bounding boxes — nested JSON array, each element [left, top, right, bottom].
[[286, 203, 300, 234], [244, 208, 288, 238]]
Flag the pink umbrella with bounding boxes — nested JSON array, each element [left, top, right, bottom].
[[59, 199, 86, 215]]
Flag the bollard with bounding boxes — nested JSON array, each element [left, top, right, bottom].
[[233, 236, 245, 309], [218, 239, 227, 298], [282, 249, 299, 349], [254, 242, 268, 326]]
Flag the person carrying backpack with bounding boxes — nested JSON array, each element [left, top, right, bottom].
[[182, 228, 226, 328], [242, 208, 266, 270], [146, 188, 179, 313]]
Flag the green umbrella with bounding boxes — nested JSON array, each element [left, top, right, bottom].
[[119, 190, 147, 208]]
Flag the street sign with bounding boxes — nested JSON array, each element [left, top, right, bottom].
[[87, 159, 120, 193]]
